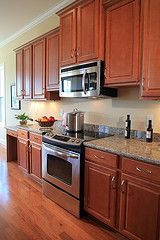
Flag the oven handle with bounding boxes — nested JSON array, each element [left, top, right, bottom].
[[42, 143, 79, 160]]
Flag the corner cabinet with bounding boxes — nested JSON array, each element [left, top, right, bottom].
[[141, 0, 160, 98], [104, 0, 140, 86], [58, 0, 104, 67]]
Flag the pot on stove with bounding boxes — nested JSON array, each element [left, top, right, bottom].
[[65, 108, 84, 132]]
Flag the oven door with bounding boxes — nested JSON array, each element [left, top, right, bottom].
[[42, 143, 80, 198]]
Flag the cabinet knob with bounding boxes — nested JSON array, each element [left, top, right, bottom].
[[121, 180, 126, 193], [111, 176, 116, 189], [71, 49, 74, 58], [76, 48, 80, 57]]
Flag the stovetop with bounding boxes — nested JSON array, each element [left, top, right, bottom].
[[43, 130, 113, 147]]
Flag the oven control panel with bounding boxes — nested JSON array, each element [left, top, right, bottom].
[[43, 132, 84, 146]]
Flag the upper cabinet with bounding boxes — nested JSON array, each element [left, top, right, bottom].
[[58, 0, 104, 67], [60, 9, 77, 66], [104, 0, 141, 86], [141, 0, 160, 98], [32, 38, 46, 99], [46, 29, 59, 91], [16, 49, 23, 98], [15, 28, 60, 100], [23, 45, 32, 99]]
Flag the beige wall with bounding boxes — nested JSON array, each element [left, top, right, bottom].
[[0, 13, 160, 145]]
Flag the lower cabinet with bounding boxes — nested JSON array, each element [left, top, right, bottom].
[[17, 130, 42, 183], [29, 132, 42, 183], [84, 148, 160, 240], [84, 161, 117, 227], [119, 174, 160, 240], [17, 129, 29, 171]]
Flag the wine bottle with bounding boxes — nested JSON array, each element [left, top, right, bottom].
[[125, 115, 131, 139], [146, 120, 153, 142]]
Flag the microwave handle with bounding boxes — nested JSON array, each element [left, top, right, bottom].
[[82, 70, 87, 95]]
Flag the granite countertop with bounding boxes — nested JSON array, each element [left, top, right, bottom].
[[84, 136, 160, 166], [6, 121, 64, 135]]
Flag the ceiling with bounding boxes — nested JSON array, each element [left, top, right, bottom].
[[0, 0, 74, 47]]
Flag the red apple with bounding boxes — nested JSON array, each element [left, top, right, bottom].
[[48, 116, 55, 123]]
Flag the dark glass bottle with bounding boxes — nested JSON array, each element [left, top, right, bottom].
[[146, 120, 153, 142], [125, 115, 131, 139]]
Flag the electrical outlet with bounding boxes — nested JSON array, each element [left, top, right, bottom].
[[59, 109, 64, 117]]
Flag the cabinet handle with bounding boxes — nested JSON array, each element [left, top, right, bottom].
[[28, 145, 31, 153], [34, 136, 39, 141], [136, 167, 152, 174], [42, 88, 45, 94], [142, 78, 145, 90], [71, 49, 74, 58], [121, 180, 126, 193], [76, 48, 80, 57], [94, 155, 105, 160], [104, 68, 107, 78], [111, 176, 116, 189]]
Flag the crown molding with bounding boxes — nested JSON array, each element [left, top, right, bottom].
[[0, 0, 76, 48]]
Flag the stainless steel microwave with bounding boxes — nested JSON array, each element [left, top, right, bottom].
[[59, 61, 117, 98]]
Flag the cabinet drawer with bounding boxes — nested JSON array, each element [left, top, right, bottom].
[[18, 129, 28, 139], [30, 132, 42, 144], [122, 157, 160, 184], [7, 129, 17, 138], [85, 147, 118, 168]]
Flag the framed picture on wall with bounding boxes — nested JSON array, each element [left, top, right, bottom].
[[10, 84, 21, 110]]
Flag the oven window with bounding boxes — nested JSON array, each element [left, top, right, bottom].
[[61, 75, 83, 92], [47, 154, 72, 185]]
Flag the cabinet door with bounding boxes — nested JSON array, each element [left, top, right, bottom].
[[33, 38, 46, 99], [23, 45, 32, 99], [18, 138, 29, 171], [30, 142, 42, 181], [141, 0, 160, 98], [77, 0, 100, 63], [46, 30, 59, 91], [60, 9, 77, 66], [105, 0, 140, 86], [119, 174, 160, 240], [84, 161, 117, 227], [16, 49, 23, 98]]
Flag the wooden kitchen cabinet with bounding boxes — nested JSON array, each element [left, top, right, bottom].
[[17, 129, 29, 172], [16, 49, 23, 98], [59, 9, 76, 66], [16, 45, 32, 99], [119, 157, 160, 240], [119, 174, 160, 240], [84, 148, 118, 227], [104, 0, 140, 86], [29, 132, 42, 183], [23, 45, 32, 99], [141, 0, 160, 98], [58, 0, 104, 66], [46, 29, 60, 91], [32, 38, 46, 99]]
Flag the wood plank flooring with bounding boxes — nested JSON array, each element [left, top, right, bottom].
[[0, 144, 127, 240]]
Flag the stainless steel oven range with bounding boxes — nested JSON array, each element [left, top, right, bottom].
[[42, 131, 113, 217]]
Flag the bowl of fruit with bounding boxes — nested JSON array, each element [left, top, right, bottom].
[[36, 116, 55, 127]]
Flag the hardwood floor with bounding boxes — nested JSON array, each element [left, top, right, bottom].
[[0, 145, 127, 240]]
